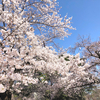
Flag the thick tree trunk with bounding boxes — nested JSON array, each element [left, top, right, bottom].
[[0, 90, 12, 100]]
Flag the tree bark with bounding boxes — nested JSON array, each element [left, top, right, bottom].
[[0, 90, 12, 100]]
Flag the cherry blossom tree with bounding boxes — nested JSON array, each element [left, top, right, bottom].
[[0, 0, 98, 100], [69, 36, 100, 77]]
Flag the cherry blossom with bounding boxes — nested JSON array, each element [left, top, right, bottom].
[[0, 0, 98, 99]]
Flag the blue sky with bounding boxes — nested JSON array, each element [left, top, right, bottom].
[[55, 0, 100, 50]]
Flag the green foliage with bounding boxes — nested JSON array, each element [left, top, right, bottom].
[[64, 56, 70, 61], [53, 90, 68, 100], [78, 63, 82, 66]]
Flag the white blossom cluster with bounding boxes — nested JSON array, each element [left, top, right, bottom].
[[0, 0, 95, 96]]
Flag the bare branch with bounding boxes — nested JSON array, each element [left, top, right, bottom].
[[2, 0, 5, 27], [0, 26, 6, 31]]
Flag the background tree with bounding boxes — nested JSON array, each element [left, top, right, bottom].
[[69, 36, 100, 77], [69, 35, 100, 100], [85, 86, 100, 100]]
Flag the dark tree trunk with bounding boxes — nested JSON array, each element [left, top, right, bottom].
[[0, 90, 12, 100]]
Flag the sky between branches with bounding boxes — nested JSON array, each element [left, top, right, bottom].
[[55, 0, 100, 50]]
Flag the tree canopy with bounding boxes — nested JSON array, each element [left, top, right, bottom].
[[0, 0, 99, 100]]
